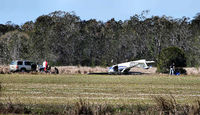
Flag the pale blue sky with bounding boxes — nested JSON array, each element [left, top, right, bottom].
[[0, 0, 199, 25]]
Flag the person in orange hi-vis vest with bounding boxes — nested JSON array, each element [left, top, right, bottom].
[[43, 60, 48, 71]]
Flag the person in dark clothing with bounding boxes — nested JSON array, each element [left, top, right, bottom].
[[55, 67, 59, 74], [31, 63, 37, 71]]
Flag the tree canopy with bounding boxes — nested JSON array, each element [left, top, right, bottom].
[[0, 11, 200, 67]]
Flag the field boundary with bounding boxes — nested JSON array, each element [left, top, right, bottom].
[[1, 65, 200, 75]]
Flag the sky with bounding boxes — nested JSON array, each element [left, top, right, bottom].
[[0, 0, 200, 25]]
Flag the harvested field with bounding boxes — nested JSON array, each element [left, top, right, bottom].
[[0, 74, 200, 114], [0, 74, 200, 105]]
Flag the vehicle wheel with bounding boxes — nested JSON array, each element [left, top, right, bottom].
[[40, 68, 44, 72], [21, 69, 26, 72]]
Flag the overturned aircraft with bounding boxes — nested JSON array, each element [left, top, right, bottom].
[[108, 59, 154, 74]]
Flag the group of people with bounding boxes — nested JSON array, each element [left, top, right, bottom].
[[169, 63, 181, 75], [39, 60, 59, 74]]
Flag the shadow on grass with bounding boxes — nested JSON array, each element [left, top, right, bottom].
[[88, 72, 144, 75]]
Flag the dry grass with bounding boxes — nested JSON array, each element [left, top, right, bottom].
[[2, 65, 200, 75], [0, 66, 9, 74], [56, 66, 108, 74], [0, 74, 200, 114], [0, 95, 200, 114]]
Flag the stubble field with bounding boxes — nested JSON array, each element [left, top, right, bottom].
[[0, 74, 200, 106]]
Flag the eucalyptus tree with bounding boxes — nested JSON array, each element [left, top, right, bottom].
[[0, 31, 30, 64]]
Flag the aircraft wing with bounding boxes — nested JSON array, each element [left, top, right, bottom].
[[108, 59, 154, 74], [130, 59, 154, 69], [146, 61, 155, 63], [135, 63, 148, 68]]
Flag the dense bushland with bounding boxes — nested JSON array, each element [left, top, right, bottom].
[[0, 11, 200, 67]]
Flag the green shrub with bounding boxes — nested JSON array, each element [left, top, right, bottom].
[[157, 47, 186, 74]]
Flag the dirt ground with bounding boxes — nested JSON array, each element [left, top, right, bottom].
[[1, 65, 200, 75]]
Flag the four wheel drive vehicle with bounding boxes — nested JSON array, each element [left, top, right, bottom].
[[9, 60, 37, 72]]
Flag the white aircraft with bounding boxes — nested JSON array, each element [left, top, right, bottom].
[[108, 59, 154, 74]]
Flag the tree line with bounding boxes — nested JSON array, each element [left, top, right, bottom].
[[0, 11, 200, 67]]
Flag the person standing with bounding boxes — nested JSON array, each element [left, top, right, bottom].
[[43, 60, 48, 72], [169, 66, 173, 75], [172, 63, 175, 75], [169, 63, 175, 75]]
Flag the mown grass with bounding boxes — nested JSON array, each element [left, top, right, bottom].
[[0, 74, 200, 114], [0, 74, 200, 106]]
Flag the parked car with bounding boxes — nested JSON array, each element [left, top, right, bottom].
[[9, 60, 37, 72]]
